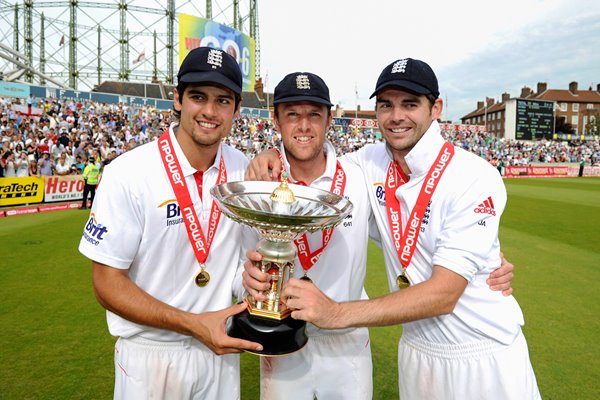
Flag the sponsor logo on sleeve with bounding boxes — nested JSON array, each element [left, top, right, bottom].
[[83, 213, 108, 246], [474, 196, 496, 216]]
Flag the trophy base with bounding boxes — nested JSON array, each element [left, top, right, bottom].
[[228, 308, 307, 356]]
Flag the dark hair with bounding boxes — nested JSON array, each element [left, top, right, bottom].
[[172, 82, 242, 119]]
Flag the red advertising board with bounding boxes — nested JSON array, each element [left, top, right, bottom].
[[503, 166, 583, 178], [44, 175, 85, 202]]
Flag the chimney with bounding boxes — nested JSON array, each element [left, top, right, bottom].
[[254, 77, 264, 99], [477, 101, 484, 110], [537, 82, 547, 94], [569, 81, 578, 95], [486, 98, 494, 107], [520, 86, 532, 98], [501, 92, 510, 102], [597, 83, 600, 93]]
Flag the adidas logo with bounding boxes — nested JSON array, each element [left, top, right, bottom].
[[474, 196, 496, 216]]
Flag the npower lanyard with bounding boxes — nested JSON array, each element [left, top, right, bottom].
[[158, 130, 227, 286], [274, 148, 347, 276], [385, 142, 454, 287]]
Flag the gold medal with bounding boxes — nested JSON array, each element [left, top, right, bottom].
[[396, 272, 410, 289], [195, 268, 210, 287]]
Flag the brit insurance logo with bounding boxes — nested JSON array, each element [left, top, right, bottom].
[[373, 182, 386, 206], [83, 213, 108, 246], [158, 199, 183, 227]]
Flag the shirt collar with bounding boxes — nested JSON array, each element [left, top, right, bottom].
[[384, 120, 445, 179]]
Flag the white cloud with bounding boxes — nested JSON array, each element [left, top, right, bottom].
[[257, 0, 600, 122]]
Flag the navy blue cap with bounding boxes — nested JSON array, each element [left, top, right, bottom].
[[370, 58, 439, 99], [177, 47, 242, 95], [274, 72, 333, 107]]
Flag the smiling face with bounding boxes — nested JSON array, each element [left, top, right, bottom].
[[274, 101, 331, 168], [173, 83, 239, 151], [375, 88, 442, 161]]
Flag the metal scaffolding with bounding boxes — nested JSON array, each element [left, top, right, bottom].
[[0, 0, 260, 91]]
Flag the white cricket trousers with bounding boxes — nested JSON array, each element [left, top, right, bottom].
[[260, 327, 373, 400], [397, 330, 541, 400], [114, 336, 240, 400]]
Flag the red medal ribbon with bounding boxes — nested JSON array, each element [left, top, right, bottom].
[[158, 129, 227, 267], [385, 142, 454, 269], [274, 148, 347, 272]]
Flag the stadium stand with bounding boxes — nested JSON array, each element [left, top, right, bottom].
[[0, 94, 598, 179]]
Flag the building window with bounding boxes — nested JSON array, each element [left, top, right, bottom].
[[572, 115, 578, 125], [560, 103, 568, 112], [573, 103, 579, 112], [587, 103, 595, 110]]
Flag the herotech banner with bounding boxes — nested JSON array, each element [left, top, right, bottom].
[[179, 13, 256, 92]]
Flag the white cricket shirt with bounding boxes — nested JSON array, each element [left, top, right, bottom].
[[279, 140, 372, 337], [344, 121, 524, 345], [79, 124, 256, 341]]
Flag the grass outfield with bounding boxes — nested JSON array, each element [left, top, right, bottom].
[[0, 177, 598, 399]]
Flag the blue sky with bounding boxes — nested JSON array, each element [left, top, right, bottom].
[[257, 0, 600, 122]]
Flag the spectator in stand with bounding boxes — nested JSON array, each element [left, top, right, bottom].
[[55, 153, 71, 176], [15, 151, 29, 177], [64, 146, 76, 167], [38, 138, 50, 154], [57, 129, 70, 148], [1, 150, 16, 177], [74, 141, 87, 159], [38, 151, 55, 176], [74, 155, 86, 173], [28, 158, 41, 177]]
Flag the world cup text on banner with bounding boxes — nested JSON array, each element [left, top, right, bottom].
[[178, 13, 256, 92]]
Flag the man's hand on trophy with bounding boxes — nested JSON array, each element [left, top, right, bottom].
[[282, 278, 343, 330], [244, 148, 282, 181], [188, 303, 263, 355], [242, 250, 270, 301]]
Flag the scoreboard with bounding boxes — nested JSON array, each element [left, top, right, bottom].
[[515, 99, 554, 140]]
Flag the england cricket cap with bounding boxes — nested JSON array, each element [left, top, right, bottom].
[[177, 47, 242, 95], [370, 58, 439, 99], [273, 72, 333, 107]]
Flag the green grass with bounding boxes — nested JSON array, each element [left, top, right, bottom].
[[1, 177, 599, 399]]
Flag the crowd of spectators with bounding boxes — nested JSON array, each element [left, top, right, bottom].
[[1, 94, 598, 179], [443, 130, 599, 168]]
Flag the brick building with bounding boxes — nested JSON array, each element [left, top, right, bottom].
[[461, 82, 600, 139]]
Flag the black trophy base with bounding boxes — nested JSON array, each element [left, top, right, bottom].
[[228, 307, 307, 356]]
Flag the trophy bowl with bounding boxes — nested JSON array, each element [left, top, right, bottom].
[[211, 180, 353, 355]]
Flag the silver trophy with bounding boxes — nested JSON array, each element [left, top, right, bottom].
[[210, 177, 353, 355]]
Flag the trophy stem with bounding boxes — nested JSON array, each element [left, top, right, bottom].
[[211, 180, 353, 356], [228, 238, 308, 355]]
